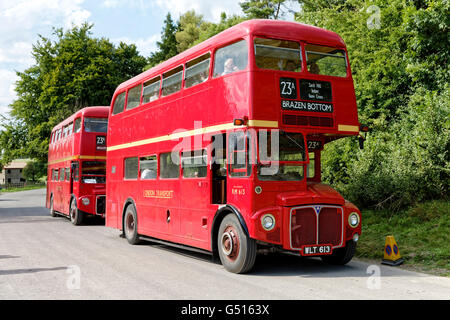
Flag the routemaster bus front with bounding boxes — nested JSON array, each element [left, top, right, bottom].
[[247, 129, 361, 265]]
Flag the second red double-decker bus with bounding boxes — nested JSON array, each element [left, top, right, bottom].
[[106, 20, 363, 273], [46, 106, 109, 225]]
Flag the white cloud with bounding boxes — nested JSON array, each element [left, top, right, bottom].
[[154, 0, 242, 22], [0, 69, 18, 117], [112, 34, 160, 57]]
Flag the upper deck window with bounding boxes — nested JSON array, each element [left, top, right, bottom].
[[127, 84, 142, 110], [213, 40, 248, 78], [74, 118, 81, 133], [162, 66, 183, 97], [142, 77, 161, 104], [254, 38, 301, 72], [84, 118, 108, 133], [185, 53, 210, 88], [305, 44, 347, 77], [112, 92, 126, 115]]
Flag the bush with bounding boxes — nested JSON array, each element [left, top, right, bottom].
[[330, 87, 449, 210]]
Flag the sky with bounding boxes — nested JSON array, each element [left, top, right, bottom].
[[0, 0, 299, 117]]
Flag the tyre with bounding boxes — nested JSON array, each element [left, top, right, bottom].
[[123, 204, 141, 245], [217, 214, 257, 274], [321, 240, 356, 265], [49, 195, 56, 217], [70, 198, 84, 225]]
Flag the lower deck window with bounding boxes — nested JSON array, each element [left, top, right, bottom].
[[160, 152, 179, 179]]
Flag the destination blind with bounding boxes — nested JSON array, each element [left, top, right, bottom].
[[280, 78, 333, 113]]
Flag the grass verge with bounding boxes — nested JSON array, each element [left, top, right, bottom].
[[356, 200, 450, 277], [0, 184, 46, 193]]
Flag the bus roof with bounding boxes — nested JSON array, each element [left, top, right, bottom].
[[51, 106, 109, 132], [116, 19, 346, 92]]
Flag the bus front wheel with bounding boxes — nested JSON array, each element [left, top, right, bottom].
[[321, 240, 356, 265], [70, 198, 83, 226], [217, 214, 256, 274], [123, 204, 141, 245]]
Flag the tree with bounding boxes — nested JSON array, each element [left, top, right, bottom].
[[145, 13, 179, 69], [1, 23, 146, 164], [240, 0, 292, 19], [23, 160, 47, 182], [176, 10, 211, 52]]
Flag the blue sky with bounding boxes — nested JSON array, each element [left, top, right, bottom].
[[0, 0, 299, 116]]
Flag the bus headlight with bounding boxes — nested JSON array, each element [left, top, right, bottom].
[[348, 212, 360, 228], [261, 214, 275, 231], [81, 197, 90, 206]]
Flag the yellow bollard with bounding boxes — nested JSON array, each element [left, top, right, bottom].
[[381, 235, 404, 266]]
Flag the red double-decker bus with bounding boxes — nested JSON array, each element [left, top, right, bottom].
[[46, 106, 109, 225], [106, 20, 362, 273]]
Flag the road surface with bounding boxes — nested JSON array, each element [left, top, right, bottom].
[[1, 189, 449, 300]]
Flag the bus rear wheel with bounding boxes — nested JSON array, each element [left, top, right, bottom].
[[70, 198, 83, 226], [123, 204, 141, 245], [217, 214, 256, 274]]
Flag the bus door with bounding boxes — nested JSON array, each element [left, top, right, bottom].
[[70, 161, 80, 201], [211, 133, 227, 204], [62, 165, 71, 214], [179, 149, 209, 242]]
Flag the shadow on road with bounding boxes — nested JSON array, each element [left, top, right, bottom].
[[0, 255, 20, 259], [0, 266, 67, 276], [134, 241, 407, 278], [0, 207, 49, 219]]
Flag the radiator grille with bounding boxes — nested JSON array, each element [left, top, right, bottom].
[[290, 206, 343, 249]]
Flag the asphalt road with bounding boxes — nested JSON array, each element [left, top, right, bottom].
[[0, 188, 449, 300]]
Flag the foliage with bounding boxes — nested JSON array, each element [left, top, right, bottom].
[[299, 0, 449, 210], [240, 0, 292, 19], [0, 23, 146, 165], [176, 10, 211, 53], [145, 13, 179, 69], [358, 200, 450, 276], [23, 160, 47, 182]]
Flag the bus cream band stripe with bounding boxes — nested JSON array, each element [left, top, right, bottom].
[[107, 120, 279, 152], [48, 155, 107, 165], [337, 124, 359, 132]]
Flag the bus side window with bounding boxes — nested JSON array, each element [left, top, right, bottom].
[[213, 40, 248, 78], [112, 92, 126, 115], [126, 84, 142, 110], [142, 77, 161, 104], [65, 167, 70, 181], [140, 156, 157, 180], [162, 66, 183, 97], [160, 152, 180, 179], [185, 53, 210, 88], [68, 122, 73, 135], [59, 168, 65, 181], [74, 118, 81, 133], [181, 150, 207, 178], [124, 157, 139, 180]]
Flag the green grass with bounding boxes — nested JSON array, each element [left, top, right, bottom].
[[0, 183, 46, 193], [356, 200, 450, 277]]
